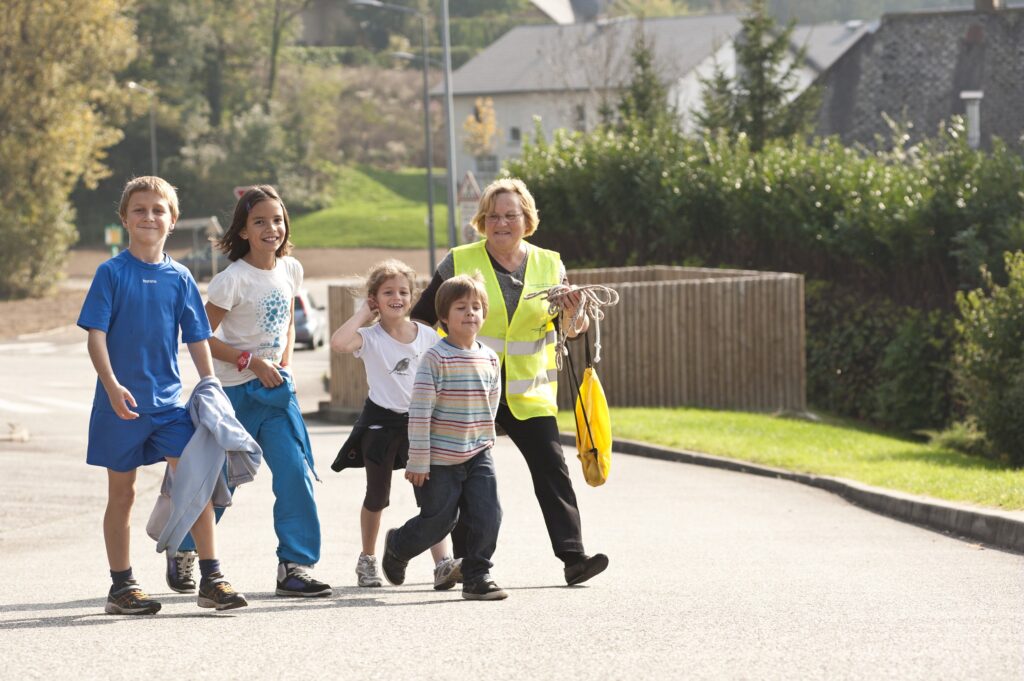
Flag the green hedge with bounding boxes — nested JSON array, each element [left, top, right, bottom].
[[956, 251, 1024, 465], [505, 121, 1022, 432], [508, 122, 1024, 308]]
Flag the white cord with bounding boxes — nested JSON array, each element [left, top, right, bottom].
[[524, 284, 620, 370]]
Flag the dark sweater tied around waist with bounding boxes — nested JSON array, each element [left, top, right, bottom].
[[332, 398, 410, 472]]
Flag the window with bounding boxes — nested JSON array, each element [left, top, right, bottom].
[[509, 126, 521, 146], [475, 155, 498, 173], [574, 105, 586, 132]]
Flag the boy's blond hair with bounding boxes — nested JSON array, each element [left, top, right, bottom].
[[435, 272, 489, 332], [118, 176, 180, 223]]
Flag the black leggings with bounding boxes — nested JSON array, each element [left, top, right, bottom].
[[363, 433, 403, 512], [453, 403, 585, 563]]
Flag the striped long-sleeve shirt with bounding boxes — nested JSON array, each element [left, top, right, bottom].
[[406, 338, 501, 474]]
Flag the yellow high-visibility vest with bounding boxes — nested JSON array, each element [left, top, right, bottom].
[[453, 240, 561, 419]]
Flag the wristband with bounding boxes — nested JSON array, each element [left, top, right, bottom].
[[236, 351, 253, 372]]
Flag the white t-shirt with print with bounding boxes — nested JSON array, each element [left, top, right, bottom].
[[207, 256, 303, 387], [355, 321, 440, 413]]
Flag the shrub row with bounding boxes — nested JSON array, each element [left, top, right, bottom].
[[505, 122, 1024, 434]]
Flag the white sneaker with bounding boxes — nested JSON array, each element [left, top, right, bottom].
[[433, 557, 463, 591], [356, 553, 383, 587]]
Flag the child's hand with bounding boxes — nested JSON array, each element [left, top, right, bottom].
[[250, 356, 284, 388], [405, 470, 429, 487], [364, 297, 379, 321], [105, 383, 139, 420]]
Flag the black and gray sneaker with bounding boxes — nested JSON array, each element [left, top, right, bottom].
[[276, 562, 332, 597], [166, 549, 197, 593], [197, 573, 248, 611], [105, 580, 161, 615], [381, 528, 408, 586], [462, 579, 508, 601]]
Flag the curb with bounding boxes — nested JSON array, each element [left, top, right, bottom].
[[559, 433, 1024, 555]]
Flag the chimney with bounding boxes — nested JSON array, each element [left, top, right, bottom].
[[975, 0, 1003, 11]]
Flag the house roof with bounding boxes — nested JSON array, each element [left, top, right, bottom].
[[444, 14, 743, 97], [443, 14, 875, 97], [790, 20, 878, 73]]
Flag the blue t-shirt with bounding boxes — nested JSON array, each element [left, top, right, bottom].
[[78, 250, 212, 414]]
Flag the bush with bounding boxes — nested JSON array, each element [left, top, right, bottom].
[[955, 251, 1024, 466]]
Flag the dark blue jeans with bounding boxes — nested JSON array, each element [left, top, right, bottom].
[[389, 448, 502, 584]]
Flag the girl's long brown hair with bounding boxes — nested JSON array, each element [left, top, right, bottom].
[[216, 185, 293, 262]]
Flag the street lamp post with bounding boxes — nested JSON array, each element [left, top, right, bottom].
[[127, 81, 157, 176], [440, 0, 458, 249], [351, 0, 449, 269]]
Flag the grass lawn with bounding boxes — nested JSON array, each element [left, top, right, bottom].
[[291, 165, 451, 249], [556, 407, 1024, 510]]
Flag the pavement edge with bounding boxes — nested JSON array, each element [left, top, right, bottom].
[[559, 433, 1024, 555]]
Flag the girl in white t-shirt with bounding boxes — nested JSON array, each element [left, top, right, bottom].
[[330, 259, 461, 589], [198, 185, 331, 598]]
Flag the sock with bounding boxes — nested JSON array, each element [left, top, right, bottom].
[[110, 567, 133, 588], [199, 559, 221, 582]]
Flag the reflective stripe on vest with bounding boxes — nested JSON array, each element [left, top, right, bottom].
[[452, 240, 561, 420]]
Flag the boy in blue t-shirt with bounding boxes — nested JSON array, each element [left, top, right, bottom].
[[78, 176, 247, 615]]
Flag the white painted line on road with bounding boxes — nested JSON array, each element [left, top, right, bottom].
[[0, 397, 49, 414], [0, 342, 56, 354], [24, 396, 92, 413]]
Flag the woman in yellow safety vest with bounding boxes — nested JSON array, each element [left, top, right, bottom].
[[411, 178, 608, 586]]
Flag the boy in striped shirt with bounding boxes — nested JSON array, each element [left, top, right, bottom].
[[381, 273, 506, 600]]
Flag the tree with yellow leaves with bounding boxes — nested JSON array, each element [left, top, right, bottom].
[[462, 97, 499, 157], [0, 0, 137, 298]]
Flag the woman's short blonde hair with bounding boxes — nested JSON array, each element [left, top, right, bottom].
[[469, 177, 539, 237]]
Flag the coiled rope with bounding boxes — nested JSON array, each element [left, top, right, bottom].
[[523, 284, 619, 370]]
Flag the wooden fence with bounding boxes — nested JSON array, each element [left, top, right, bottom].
[[557, 266, 805, 412], [321, 266, 805, 421]]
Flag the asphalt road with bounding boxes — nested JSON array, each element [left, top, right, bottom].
[[1, 317, 1022, 680]]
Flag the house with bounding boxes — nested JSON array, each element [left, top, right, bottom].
[[444, 14, 869, 183], [815, 0, 1024, 148]]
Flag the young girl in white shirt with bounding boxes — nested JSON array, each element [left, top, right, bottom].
[[330, 259, 460, 589], [198, 185, 331, 598]]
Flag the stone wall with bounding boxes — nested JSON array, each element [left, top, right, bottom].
[[816, 9, 1024, 147]]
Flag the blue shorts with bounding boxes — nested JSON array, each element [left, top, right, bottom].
[[86, 406, 194, 472]]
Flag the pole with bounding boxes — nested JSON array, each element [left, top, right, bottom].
[[440, 0, 458, 248], [421, 14, 436, 273], [148, 99, 158, 176]]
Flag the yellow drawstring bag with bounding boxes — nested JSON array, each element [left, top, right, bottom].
[[568, 332, 612, 487]]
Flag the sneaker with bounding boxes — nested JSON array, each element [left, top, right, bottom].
[[564, 553, 609, 586], [381, 528, 407, 586], [197, 573, 248, 611], [462, 579, 508, 601], [166, 549, 197, 593], [105, 581, 161, 615], [356, 554, 383, 588], [433, 557, 463, 591], [276, 562, 333, 597]]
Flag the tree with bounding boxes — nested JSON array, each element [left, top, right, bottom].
[[615, 26, 676, 132], [0, 0, 136, 298], [463, 97, 499, 157], [696, 0, 820, 151]]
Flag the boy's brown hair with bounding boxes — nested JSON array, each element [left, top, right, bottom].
[[435, 272, 489, 332], [118, 176, 180, 223]]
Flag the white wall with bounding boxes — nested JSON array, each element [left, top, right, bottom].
[[452, 90, 611, 183]]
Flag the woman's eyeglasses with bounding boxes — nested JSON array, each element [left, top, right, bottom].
[[485, 213, 524, 225]]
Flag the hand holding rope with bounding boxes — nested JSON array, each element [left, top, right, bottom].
[[524, 283, 619, 370]]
